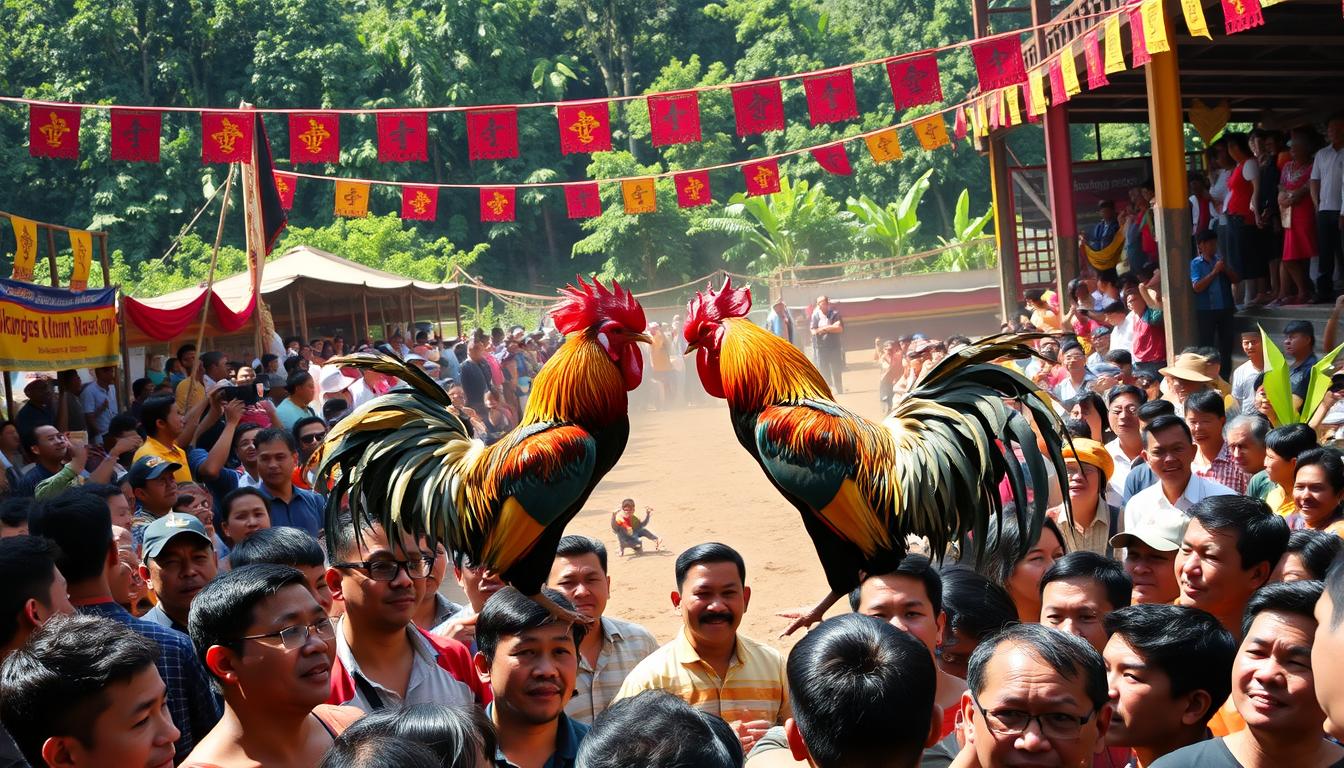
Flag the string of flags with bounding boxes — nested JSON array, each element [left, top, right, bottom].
[[6, 213, 96, 291], [8, 0, 1303, 225]]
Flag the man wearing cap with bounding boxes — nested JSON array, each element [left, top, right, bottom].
[[129, 455, 182, 534], [319, 363, 357, 407], [1086, 326, 1112, 369], [138, 512, 219, 634], [1190, 229, 1238, 372], [1123, 414, 1234, 533], [765, 299, 794, 344], [1049, 438, 1116, 555], [1159, 352, 1214, 410], [1111, 519, 1183, 605], [1283, 319, 1319, 400]]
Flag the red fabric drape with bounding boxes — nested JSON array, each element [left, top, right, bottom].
[[122, 289, 256, 341]]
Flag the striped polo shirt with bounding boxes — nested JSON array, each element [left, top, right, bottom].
[[565, 616, 660, 725], [612, 628, 790, 726]]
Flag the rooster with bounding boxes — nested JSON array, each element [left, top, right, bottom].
[[316, 277, 651, 624], [683, 279, 1066, 634]]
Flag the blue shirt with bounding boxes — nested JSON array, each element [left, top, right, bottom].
[[486, 703, 588, 768], [1291, 353, 1320, 399], [1190, 254, 1233, 312], [1087, 219, 1119, 251], [258, 483, 325, 538], [77, 600, 222, 762]]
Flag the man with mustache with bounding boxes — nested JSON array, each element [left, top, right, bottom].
[[183, 564, 362, 767], [139, 512, 218, 634], [475, 586, 589, 767], [614, 542, 789, 754], [324, 512, 489, 712]]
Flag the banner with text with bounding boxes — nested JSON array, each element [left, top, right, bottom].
[[0, 280, 120, 370]]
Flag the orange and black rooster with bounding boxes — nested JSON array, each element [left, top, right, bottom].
[[683, 278, 1066, 634], [317, 278, 651, 623]]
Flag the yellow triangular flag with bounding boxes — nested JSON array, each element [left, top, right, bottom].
[[975, 98, 989, 138], [1005, 87, 1022, 126], [1103, 14, 1126, 74], [622, 178, 656, 214], [334, 180, 370, 218], [1028, 67, 1047, 116], [913, 114, 950, 151], [1141, 0, 1170, 54], [1060, 46, 1082, 97], [864, 128, 903, 163], [68, 229, 92, 291], [1180, 0, 1212, 38], [8, 215, 37, 282], [1261, 0, 1285, 5]]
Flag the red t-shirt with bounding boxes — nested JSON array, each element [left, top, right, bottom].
[[1131, 308, 1166, 364]]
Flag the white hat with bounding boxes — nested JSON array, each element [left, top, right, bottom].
[[318, 364, 356, 393]]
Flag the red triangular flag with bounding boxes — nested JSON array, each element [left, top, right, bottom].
[[557, 102, 612, 155], [971, 36, 1027, 91], [376, 112, 428, 162], [886, 54, 943, 110], [803, 69, 859, 125], [674, 171, 712, 208], [648, 92, 702, 147], [565, 183, 601, 219], [1049, 61, 1068, 106], [273, 172, 297, 211], [731, 82, 785, 136], [201, 111, 253, 164], [811, 143, 852, 175], [1130, 8, 1152, 67], [401, 186, 439, 221], [954, 107, 968, 143], [1083, 31, 1108, 90], [480, 187, 517, 223], [289, 113, 340, 164], [742, 159, 781, 196], [110, 109, 160, 162], [29, 104, 80, 159], [466, 108, 520, 161], [988, 94, 1001, 130], [1222, 0, 1264, 33]]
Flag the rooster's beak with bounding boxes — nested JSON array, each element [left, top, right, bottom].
[[631, 332, 654, 345], [683, 339, 700, 355]]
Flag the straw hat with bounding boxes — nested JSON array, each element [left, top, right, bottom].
[[1158, 353, 1213, 383]]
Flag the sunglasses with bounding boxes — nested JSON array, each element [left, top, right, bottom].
[[299, 431, 328, 444]]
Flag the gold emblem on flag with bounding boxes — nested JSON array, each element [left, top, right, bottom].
[[752, 165, 775, 189], [684, 176, 705, 201], [39, 112, 71, 148], [299, 119, 332, 155], [275, 176, 290, 196], [410, 191, 433, 215], [568, 111, 601, 145], [212, 118, 244, 155], [486, 192, 510, 216]]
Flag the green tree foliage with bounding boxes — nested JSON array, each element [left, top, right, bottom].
[[845, 168, 933, 260], [696, 176, 850, 275]]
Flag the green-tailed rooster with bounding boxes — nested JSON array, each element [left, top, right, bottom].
[[316, 277, 651, 624], [683, 278, 1066, 634]]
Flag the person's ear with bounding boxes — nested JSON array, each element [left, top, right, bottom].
[[138, 563, 152, 584], [1248, 560, 1273, 590], [785, 718, 811, 762], [472, 650, 492, 684], [1092, 702, 1115, 753], [926, 703, 944, 748], [935, 610, 948, 642], [670, 591, 681, 610], [21, 597, 46, 630], [41, 736, 78, 768], [204, 645, 240, 685], [959, 691, 978, 746], [325, 567, 345, 603], [742, 585, 752, 611], [1180, 690, 1214, 726]]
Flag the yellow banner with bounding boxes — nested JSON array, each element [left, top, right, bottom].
[[1180, 0, 1212, 38], [864, 128, 903, 163], [913, 114, 949, 151], [1103, 15, 1126, 74], [622, 178, 657, 214], [1005, 87, 1022, 126], [1028, 68, 1047, 116], [1141, 0, 1170, 54], [975, 98, 989, 137], [68, 229, 92, 291], [1060, 47, 1082, 97], [8, 215, 37, 283], [0, 281, 120, 371], [334, 180, 370, 218]]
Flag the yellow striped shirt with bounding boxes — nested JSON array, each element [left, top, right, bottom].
[[612, 629, 790, 726]]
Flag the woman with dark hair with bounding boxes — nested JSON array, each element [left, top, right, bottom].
[[1291, 446, 1344, 535], [936, 565, 1019, 680], [1274, 529, 1344, 582], [1253, 129, 1284, 302], [1224, 132, 1268, 307], [1274, 126, 1320, 305], [1067, 392, 1108, 442], [326, 703, 497, 768], [971, 507, 1067, 625]]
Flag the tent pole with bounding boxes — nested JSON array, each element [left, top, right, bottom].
[[297, 286, 310, 343], [435, 299, 444, 341], [361, 288, 371, 343], [97, 233, 110, 287], [287, 291, 298, 339], [453, 291, 462, 339], [116, 290, 131, 410], [45, 226, 58, 287], [185, 163, 237, 407], [378, 296, 388, 341], [3, 371, 13, 421]]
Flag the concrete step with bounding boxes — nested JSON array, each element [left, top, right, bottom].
[[1235, 303, 1336, 341]]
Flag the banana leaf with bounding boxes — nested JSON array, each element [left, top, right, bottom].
[[1301, 343, 1344, 425], [1260, 325, 1296, 424]]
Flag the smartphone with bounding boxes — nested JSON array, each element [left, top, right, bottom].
[[1331, 373, 1344, 393], [220, 384, 265, 405], [66, 430, 88, 447]]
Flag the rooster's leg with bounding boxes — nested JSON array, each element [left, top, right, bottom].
[[780, 588, 847, 637], [531, 590, 596, 627]]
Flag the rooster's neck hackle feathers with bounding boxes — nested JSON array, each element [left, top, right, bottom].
[[523, 330, 627, 427], [720, 318, 832, 410]]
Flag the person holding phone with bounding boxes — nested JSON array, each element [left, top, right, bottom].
[[1191, 230, 1239, 373]]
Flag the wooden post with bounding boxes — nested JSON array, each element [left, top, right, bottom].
[[296, 286, 310, 343], [287, 291, 298, 339], [1031, 0, 1078, 304], [378, 296, 388, 341], [453, 290, 462, 339], [45, 226, 59, 287], [361, 288, 371, 343], [97, 233, 110, 287], [3, 372, 13, 421], [1146, 18, 1194, 361], [349, 303, 358, 343], [435, 299, 445, 340], [989, 137, 1022, 323], [116, 291, 131, 410]]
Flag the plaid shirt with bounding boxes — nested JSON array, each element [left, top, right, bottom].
[[77, 599, 222, 762], [1194, 443, 1248, 495]]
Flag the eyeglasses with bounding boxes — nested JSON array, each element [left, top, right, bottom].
[[299, 431, 328, 444], [239, 617, 336, 651], [971, 696, 1095, 741], [333, 556, 435, 581]]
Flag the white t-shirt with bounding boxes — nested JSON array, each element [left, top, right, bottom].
[[1312, 144, 1344, 213], [1123, 473, 1235, 533], [1230, 360, 1261, 416]]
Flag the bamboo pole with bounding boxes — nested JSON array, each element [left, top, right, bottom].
[[361, 288, 371, 343], [45, 227, 58, 287], [182, 163, 237, 407], [116, 293, 132, 410], [97, 233, 110, 287]]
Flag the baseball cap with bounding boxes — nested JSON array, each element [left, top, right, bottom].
[[1087, 361, 1123, 379], [1109, 517, 1186, 552], [1090, 326, 1112, 338], [127, 456, 181, 488], [141, 512, 212, 562]]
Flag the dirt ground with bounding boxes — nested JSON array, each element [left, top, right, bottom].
[[559, 351, 887, 653]]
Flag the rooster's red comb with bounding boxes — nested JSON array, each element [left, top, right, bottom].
[[551, 276, 647, 335], [683, 276, 752, 343]]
